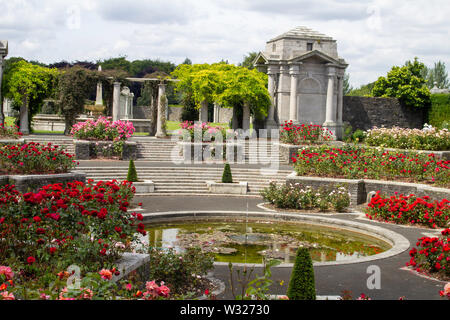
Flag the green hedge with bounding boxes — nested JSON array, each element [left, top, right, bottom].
[[428, 93, 450, 128]]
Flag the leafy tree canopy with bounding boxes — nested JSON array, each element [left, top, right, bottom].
[[239, 52, 258, 70], [171, 63, 270, 119], [3, 60, 59, 109], [372, 57, 431, 108]]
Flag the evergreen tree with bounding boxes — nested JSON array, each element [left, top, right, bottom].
[[222, 163, 233, 183], [127, 159, 138, 182], [287, 248, 316, 300]]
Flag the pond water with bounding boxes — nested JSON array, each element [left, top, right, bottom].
[[145, 220, 391, 264]]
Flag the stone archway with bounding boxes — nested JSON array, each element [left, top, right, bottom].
[[297, 77, 326, 125]]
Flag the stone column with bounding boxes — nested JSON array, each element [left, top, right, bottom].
[[156, 83, 166, 137], [266, 65, 279, 129], [0, 57, 4, 124], [277, 64, 289, 121], [324, 67, 336, 125], [199, 100, 208, 123], [289, 64, 300, 121], [95, 66, 103, 106], [19, 96, 29, 134], [242, 103, 250, 131], [334, 74, 344, 140], [323, 66, 337, 139], [213, 102, 220, 123], [112, 82, 121, 122]]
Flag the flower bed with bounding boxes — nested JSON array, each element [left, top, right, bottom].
[[260, 182, 350, 212], [71, 117, 135, 142], [365, 192, 450, 228], [280, 121, 333, 145], [178, 121, 234, 142], [406, 228, 450, 281], [0, 179, 151, 299], [365, 125, 450, 151], [293, 145, 450, 187], [0, 142, 77, 175], [71, 117, 136, 160], [0, 123, 22, 140]]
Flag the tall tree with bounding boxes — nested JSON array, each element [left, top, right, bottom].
[[56, 66, 97, 135], [2, 60, 59, 132], [372, 57, 431, 108], [239, 52, 258, 70], [426, 61, 449, 89]]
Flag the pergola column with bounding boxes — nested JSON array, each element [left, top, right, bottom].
[[213, 102, 220, 123], [289, 64, 300, 121], [199, 100, 208, 123], [112, 81, 121, 121], [156, 82, 166, 137], [19, 96, 29, 134], [242, 103, 250, 131]]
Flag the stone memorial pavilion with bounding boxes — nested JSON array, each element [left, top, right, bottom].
[[254, 26, 348, 139]]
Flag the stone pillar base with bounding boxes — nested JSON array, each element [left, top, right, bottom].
[[322, 122, 343, 141]]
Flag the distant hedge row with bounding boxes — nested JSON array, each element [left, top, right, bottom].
[[428, 93, 450, 128]]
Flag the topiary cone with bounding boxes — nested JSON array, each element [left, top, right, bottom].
[[127, 159, 138, 182], [222, 162, 233, 183], [287, 247, 316, 300]]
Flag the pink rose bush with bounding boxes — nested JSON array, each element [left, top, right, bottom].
[[178, 121, 233, 142], [365, 125, 450, 151], [70, 117, 135, 142]]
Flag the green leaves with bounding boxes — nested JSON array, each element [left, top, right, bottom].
[[372, 57, 431, 108], [171, 63, 270, 119]]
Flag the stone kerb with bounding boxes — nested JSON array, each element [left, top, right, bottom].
[[0, 171, 86, 193], [0, 138, 25, 145], [286, 172, 450, 205], [206, 181, 248, 195], [74, 140, 137, 160]]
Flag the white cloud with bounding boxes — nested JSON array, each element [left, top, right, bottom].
[[0, 0, 449, 87]]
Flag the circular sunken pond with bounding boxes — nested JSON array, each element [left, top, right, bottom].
[[145, 219, 392, 264]]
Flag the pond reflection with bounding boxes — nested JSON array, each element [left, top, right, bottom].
[[145, 221, 391, 264]]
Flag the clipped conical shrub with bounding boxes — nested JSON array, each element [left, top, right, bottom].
[[127, 159, 138, 182], [287, 247, 316, 300], [222, 163, 233, 183]]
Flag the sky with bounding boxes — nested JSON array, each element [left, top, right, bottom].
[[0, 0, 449, 87]]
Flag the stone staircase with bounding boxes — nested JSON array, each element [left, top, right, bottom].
[[24, 136, 75, 154], [132, 137, 287, 163], [22, 136, 288, 163], [75, 166, 292, 196]]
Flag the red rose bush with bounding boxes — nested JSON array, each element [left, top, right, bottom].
[[365, 192, 449, 228], [407, 228, 450, 281], [0, 142, 77, 175]]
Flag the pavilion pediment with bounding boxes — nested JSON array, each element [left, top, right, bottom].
[[289, 50, 346, 66]]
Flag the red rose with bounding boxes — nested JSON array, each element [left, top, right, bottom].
[[27, 256, 36, 265]]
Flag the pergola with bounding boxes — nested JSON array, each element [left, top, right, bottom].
[[112, 77, 179, 137]]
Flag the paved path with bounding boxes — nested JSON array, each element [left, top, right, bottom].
[[135, 195, 447, 300]]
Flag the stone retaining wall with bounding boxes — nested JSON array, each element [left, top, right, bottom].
[[0, 171, 86, 193], [343, 96, 426, 131], [286, 172, 449, 205], [74, 140, 137, 160]]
